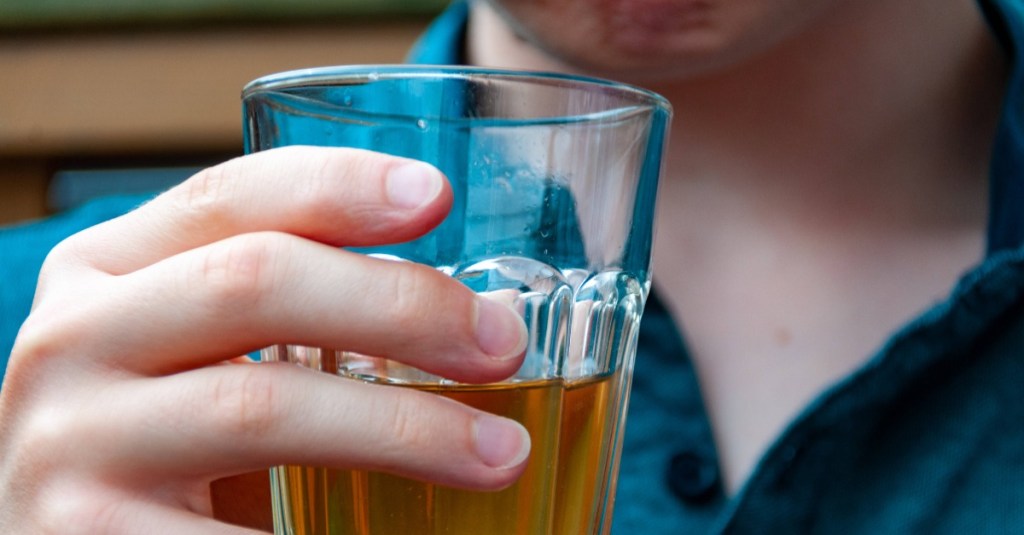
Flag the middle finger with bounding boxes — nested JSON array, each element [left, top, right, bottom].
[[89, 231, 527, 381]]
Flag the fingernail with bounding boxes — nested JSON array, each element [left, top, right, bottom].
[[385, 161, 443, 209], [474, 297, 527, 359], [474, 415, 531, 469]]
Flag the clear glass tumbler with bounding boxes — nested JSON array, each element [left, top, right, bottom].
[[242, 65, 671, 535]]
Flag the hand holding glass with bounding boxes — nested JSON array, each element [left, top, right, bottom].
[[243, 66, 670, 535]]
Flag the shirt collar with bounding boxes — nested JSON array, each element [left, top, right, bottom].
[[406, 0, 470, 65], [979, 0, 1024, 254]]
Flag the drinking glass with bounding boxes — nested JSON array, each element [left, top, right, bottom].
[[242, 65, 671, 535]]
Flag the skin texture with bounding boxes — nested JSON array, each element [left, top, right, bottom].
[[0, 0, 1009, 530], [470, 0, 1006, 492], [477, 0, 841, 80], [0, 148, 531, 533]]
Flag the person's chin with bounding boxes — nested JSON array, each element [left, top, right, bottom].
[[538, 34, 745, 84]]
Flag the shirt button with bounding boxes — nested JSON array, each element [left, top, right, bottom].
[[666, 450, 719, 504]]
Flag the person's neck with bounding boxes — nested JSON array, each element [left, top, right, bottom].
[[468, 0, 1008, 494]]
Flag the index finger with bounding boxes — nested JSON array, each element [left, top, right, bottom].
[[56, 146, 451, 276]]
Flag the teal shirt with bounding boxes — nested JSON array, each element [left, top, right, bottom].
[[2, 1, 1023, 532], [411, 3, 1024, 532]]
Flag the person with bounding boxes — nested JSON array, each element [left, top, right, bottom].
[[2, 0, 1023, 532]]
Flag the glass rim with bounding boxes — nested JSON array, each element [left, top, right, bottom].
[[241, 64, 672, 116]]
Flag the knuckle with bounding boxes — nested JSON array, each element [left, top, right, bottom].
[[17, 406, 79, 456], [294, 148, 387, 222], [325, 147, 385, 184], [39, 482, 125, 535], [194, 233, 283, 315], [7, 309, 85, 387], [1, 415, 87, 533], [383, 265, 473, 349], [81, 499, 127, 535], [204, 366, 279, 440], [40, 235, 82, 274], [385, 265, 441, 329], [380, 392, 434, 453], [295, 149, 345, 214], [2, 412, 77, 507], [181, 158, 238, 219], [35, 235, 94, 294], [9, 318, 61, 370]]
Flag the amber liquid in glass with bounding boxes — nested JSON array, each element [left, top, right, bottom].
[[273, 374, 620, 535]]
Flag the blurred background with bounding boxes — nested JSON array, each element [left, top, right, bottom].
[[0, 0, 448, 225]]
